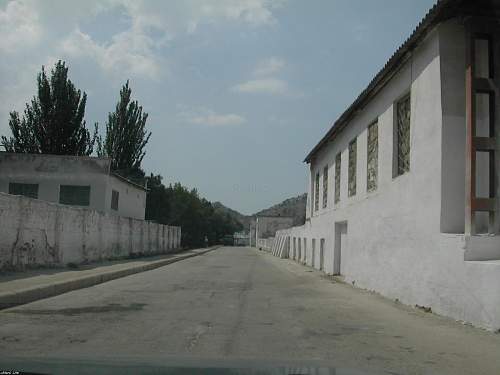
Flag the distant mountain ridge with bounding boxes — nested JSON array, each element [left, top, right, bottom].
[[254, 193, 307, 226], [212, 202, 252, 229], [213, 193, 307, 231]]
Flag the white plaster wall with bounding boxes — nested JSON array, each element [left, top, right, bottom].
[[301, 27, 444, 280], [0, 153, 146, 220], [106, 175, 147, 220], [0, 153, 109, 212], [257, 237, 275, 251], [255, 216, 294, 240], [273, 25, 500, 331], [0, 192, 181, 269]]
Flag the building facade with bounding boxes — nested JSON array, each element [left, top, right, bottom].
[[233, 231, 250, 246], [249, 215, 294, 248], [270, 0, 500, 331], [0, 153, 147, 220], [0, 192, 181, 270]]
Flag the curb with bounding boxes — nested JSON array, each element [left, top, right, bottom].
[[0, 246, 220, 310]]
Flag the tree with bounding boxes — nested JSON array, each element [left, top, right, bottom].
[[145, 175, 243, 248], [97, 81, 151, 177], [1, 60, 97, 155], [144, 174, 171, 225]]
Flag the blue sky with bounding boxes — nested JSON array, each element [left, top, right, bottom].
[[0, 0, 435, 214]]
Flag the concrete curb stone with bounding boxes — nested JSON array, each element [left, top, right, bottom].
[[0, 246, 220, 310]]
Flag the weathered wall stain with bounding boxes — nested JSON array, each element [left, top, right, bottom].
[[0, 192, 181, 270]]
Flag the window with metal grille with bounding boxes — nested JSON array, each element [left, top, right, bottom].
[[111, 190, 119, 210], [348, 138, 357, 197], [9, 182, 39, 199], [396, 94, 411, 176], [314, 172, 320, 211], [59, 185, 90, 206], [334, 153, 341, 203], [322, 165, 328, 208], [367, 122, 378, 192]]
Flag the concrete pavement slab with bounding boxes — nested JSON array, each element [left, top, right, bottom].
[[0, 246, 220, 309]]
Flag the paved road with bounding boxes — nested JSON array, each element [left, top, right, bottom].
[[1, 247, 499, 374]]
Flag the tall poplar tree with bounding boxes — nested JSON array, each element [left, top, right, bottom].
[[1, 60, 97, 155], [97, 81, 151, 178]]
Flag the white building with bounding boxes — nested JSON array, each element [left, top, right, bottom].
[[249, 215, 294, 249], [271, 0, 500, 331], [0, 152, 147, 220], [233, 231, 250, 246]]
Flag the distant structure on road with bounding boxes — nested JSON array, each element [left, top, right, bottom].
[[0, 153, 181, 270], [249, 215, 293, 249], [0, 152, 147, 220], [266, 0, 500, 332], [253, 193, 307, 226], [233, 231, 250, 246]]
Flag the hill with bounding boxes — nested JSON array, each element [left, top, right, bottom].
[[213, 193, 307, 231], [253, 193, 307, 226], [212, 201, 252, 229]]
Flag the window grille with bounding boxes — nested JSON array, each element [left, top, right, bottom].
[[348, 138, 357, 197], [59, 185, 90, 206], [397, 94, 411, 175], [111, 190, 119, 210], [322, 165, 328, 208], [367, 122, 378, 192], [314, 172, 320, 211], [9, 183, 38, 199], [334, 153, 341, 203]]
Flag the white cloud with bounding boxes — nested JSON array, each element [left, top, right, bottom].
[[232, 78, 289, 95], [190, 0, 279, 28], [231, 56, 301, 96], [102, 0, 284, 38], [180, 107, 246, 127], [0, 0, 285, 132], [253, 57, 285, 76], [192, 112, 246, 126], [60, 28, 163, 80], [0, 1, 41, 53], [0, 0, 285, 79]]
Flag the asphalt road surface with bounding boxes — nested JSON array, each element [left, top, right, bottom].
[[1, 247, 499, 375]]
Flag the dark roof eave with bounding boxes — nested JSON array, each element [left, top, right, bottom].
[[303, 0, 456, 164], [111, 172, 149, 192]]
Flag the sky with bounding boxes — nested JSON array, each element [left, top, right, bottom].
[[0, 0, 436, 215]]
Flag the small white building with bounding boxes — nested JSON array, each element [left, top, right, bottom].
[[0, 152, 147, 220], [249, 215, 294, 249], [233, 231, 250, 246], [271, 0, 500, 331]]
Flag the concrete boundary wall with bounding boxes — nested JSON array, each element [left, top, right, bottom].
[[256, 20, 500, 332], [267, 234, 290, 259], [273, 226, 500, 331], [257, 238, 274, 252], [0, 192, 181, 270]]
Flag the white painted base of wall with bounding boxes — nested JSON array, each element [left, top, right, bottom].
[[274, 226, 500, 331], [0, 193, 181, 270]]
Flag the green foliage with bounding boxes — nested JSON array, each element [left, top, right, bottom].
[[146, 175, 243, 248], [1, 60, 97, 155], [97, 81, 151, 177]]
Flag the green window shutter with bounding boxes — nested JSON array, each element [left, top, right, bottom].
[[397, 94, 411, 175], [334, 153, 341, 203], [59, 185, 90, 206], [111, 190, 119, 210], [367, 122, 378, 192], [348, 138, 357, 197], [322, 165, 328, 208], [9, 183, 39, 199]]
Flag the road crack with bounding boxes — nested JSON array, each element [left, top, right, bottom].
[[222, 253, 257, 356]]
